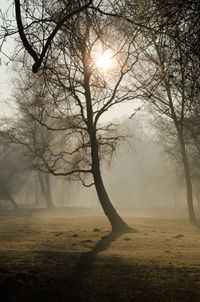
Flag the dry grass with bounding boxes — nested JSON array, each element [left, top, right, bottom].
[[0, 207, 200, 301]]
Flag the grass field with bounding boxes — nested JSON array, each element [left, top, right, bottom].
[[0, 207, 200, 301]]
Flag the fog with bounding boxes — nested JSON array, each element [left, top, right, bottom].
[[54, 118, 191, 219], [59, 136, 189, 219], [0, 117, 196, 220]]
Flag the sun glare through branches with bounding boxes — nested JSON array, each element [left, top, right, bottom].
[[95, 50, 114, 71]]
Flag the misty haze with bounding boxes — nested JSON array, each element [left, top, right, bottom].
[[0, 1, 200, 301]]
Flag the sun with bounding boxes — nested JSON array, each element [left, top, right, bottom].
[[96, 51, 113, 70]]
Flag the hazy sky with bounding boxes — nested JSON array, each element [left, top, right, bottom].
[[0, 0, 15, 117], [0, 0, 137, 121]]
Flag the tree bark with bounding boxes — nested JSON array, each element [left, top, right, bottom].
[[34, 172, 40, 206], [193, 182, 200, 208], [6, 190, 18, 209], [83, 60, 133, 233], [44, 174, 54, 209], [91, 135, 132, 233], [38, 172, 54, 209], [179, 138, 199, 227], [9, 197, 18, 209], [3, 188, 18, 209], [152, 35, 199, 226]]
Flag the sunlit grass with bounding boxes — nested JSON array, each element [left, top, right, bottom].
[[0, 208, 200, 301]]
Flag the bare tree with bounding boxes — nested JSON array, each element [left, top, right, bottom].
[[127, 0, 200, 226], [10, 111, 55, 208], [182, 102, 200, 207], [0, 139, 31, 208], [19, 12, 141, 232], [1, 0, 93, 71], [37, 172, 54, 208], [0, 71, 56, 209]]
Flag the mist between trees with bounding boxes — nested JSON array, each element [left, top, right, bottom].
[[0, 116, 199, 219], [0, 0, 200, 231]]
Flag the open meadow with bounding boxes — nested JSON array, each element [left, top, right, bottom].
[[0, 207, 200, 302]]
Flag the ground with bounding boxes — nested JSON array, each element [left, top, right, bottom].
[[0, 207, 200, 301]]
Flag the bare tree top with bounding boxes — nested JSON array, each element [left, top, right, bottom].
[[1, 0, 93, 72]]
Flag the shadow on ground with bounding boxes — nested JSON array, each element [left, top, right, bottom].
[[1, 230, 200, 301]]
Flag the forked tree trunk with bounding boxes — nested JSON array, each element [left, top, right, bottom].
[[83, 69, 132, 233], [81, 61, 132, 232]]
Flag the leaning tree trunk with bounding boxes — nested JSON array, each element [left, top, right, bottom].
[[83, 68, 132, 233], [91, 136, 132, 233], [179, 138, 199, 227]]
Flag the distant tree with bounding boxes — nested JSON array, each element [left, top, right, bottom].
[[6, 104, 55, 209], [126, 0, 200, 226], [0, 141, 30, 208], [0, 115, 56, 209], [182, 103, 200, 207], [0, 66, 56, 209], [38, 172, 54, 209]]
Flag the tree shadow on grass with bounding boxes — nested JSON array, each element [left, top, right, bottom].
[[73, 231, 120, 274], [0, 231, 124, 300], [1, 230, 200, 302], [66, 231, 122, 300]]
